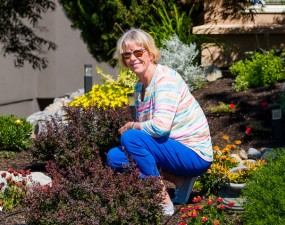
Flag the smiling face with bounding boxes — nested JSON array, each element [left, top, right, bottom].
[[122, 42, 154, 77]]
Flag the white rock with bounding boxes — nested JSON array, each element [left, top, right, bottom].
[[230, 153, 243, 163], [205, 65, 223, 82], [30, 172, 52, 187], [239, 149, 248, 160]]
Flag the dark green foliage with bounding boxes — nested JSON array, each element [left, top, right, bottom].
[[0, 115, 33, 150], [24, 156, 164, 225], [230, 50, 285, 91], [58, 0, 199, 66], [32, 106, 132, 167], [0, 0, 56, 70], [144, 4, 197, 48], [242, 148, 285, 225]]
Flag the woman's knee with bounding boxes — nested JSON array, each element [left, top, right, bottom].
[[106, 147, 128, 170], [121, 129, 137, 145]]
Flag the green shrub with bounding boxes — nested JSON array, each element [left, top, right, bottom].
[[32, 106, 132, 167], [25, 156, 164, 225], [242, 148, 285, 225], [58, 0, 198, 66], [230, 50, 285, 91], [159, 34, 206, 91], [146, 4, 196, 48], [0, 115, 33, 150]]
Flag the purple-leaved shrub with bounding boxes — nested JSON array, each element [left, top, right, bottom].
[[24, 153, 164, 225], [32, 106, 133, 167]]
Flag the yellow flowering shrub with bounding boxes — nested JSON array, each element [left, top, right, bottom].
[[69, 67, 137, 109], [199, 135, 240, 195], [227, 159, 266, 183]]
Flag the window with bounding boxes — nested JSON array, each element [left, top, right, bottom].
[[248, 0, 285, 13]]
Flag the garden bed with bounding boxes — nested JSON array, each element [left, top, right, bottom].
[[0, 75, 284, 225]]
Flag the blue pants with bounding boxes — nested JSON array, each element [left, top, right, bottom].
[[107, 129, 211, 178]]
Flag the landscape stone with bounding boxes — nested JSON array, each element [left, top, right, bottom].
[[239, 149, 248, 160], [247, 147, 262, 159], [205, 65, 223, 82]]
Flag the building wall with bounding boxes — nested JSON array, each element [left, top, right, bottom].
[[0, 3, 117, 118], [193, 2, 285, 67]]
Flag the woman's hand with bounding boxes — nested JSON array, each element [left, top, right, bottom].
[[119, 122, 134, 134]]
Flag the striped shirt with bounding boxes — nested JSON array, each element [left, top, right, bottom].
[[134, 64, 213, 162]]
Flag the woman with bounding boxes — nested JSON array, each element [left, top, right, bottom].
[[107, 28, 213, 216]]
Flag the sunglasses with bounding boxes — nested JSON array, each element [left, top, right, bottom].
[[121, 49, 146, 60]]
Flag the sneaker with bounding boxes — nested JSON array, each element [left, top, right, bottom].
[[161, 201, 174, 216], [172, 176, 197, 204]]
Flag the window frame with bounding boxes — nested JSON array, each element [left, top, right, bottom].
[[247, 0, 285, 13]]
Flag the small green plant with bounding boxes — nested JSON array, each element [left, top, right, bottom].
[[178, 195, 236, 225], [159, 34, 206, 91], [0, 151, 16, 159], [0, 115, 33, 150], [242, 148, 285, 224], [0, 168, 30, 211], [230, 50, 285, 91], [208, 102, 237, 114], [245, 121, 271, 133]]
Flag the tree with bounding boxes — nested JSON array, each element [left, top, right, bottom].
[[0, 0, 57, 70], [58, 0, 199, 67], [58, 0, 258, 67]]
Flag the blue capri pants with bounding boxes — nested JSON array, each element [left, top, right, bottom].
[[107, 129, 211, 178]]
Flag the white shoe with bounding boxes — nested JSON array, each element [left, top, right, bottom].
[[161, 201, 174, 216]]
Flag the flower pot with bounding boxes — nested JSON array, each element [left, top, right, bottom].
[[219, 166, 248, 212], [224, 166, 248, 194]]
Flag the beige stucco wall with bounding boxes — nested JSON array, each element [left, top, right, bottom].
[[0, 3, 117, 118], [193, 2, 285, 67]]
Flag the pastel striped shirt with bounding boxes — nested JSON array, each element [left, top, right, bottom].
[[134, 64, 213, 162]]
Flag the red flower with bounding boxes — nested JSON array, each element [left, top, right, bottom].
[[228, 201, 235, 207], [181, 213, 188, 220], [13, 170, 19, 177], [26, 169, 31, 175], [19, 169, 26, 177], [179, 222, 187, 225], [206, 199, 214, 205], [217, 204, 226, 210], [186, 205, 193, 211], [245, 127, 252, 135], [194, 205, 200, 211], [179, 207, 185, 213], [229, 103, 235, 109], [201, 216, 208, 223], [1, 172, 6, 178], [6, 176, 12, 182], [190, 210, 198, 218], [8, 168, 13, 173], [217, 197, 223, 203], [213, 220, 220, 225], [261, 101, 268, 108]]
